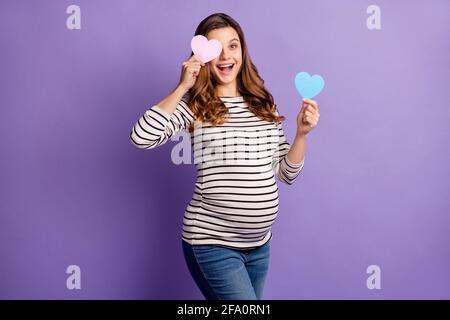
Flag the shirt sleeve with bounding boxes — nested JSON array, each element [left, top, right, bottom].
[[271, 108, 305, 185], [130, 93, 194, 149]]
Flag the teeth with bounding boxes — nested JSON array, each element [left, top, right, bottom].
[[217, 64, 233, 68]]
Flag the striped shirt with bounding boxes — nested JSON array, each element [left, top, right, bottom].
[[130, 95, 304, 249]]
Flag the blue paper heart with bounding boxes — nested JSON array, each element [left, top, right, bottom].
[[295, 72, 325, 99]]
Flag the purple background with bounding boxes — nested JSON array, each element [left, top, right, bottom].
[[1, 0, 449, 299]]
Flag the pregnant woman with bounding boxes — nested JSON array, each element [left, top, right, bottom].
[[130, 12, 320, 300]]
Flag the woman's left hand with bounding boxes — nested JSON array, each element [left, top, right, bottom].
[[296, 98, 320, 137]]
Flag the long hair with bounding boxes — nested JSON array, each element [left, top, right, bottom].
[[186, 13, 285, 133]]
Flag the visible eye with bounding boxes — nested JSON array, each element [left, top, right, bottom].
[[230, 44, 238, 49]]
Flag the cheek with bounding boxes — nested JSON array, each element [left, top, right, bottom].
[[209, 60, 218, 69], [236, 55, 242, 66], [236, 58, 243, 69], [209, 63, 217, 74]]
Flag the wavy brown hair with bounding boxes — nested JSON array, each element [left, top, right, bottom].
[[186, 13, 285, 133]]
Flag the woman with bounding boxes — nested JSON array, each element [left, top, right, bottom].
[[130, 13, 320, 300]]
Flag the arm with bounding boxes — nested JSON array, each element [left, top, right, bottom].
[[130, 54, 205, 150], [272, 113, 305, 185], [287, 97, 320, 163], [130, 85, 194, 149], [286, 133, 307, 166], [154, 84, 189, 115]]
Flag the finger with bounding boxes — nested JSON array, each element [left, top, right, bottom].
[[306, 115, 318, 124], [304, 101, 319, 113], [304, 104, 317, 113], [306, 114, 318, 125], [186, 61, 202, 67], [191, 55, 204, 64], [306, 108, 321, 119], [303, 102, 312, 109], [304, 110, 316, 117], [187, 64, 201, 72], [305, 117, 317, 128], [189, 55, 199, 62], [188, 63, 203, 71], [302, 105, 313, 116], [310, 106, 320, 118], [303, 98, 318, 107], [301, 103, 309, 113]]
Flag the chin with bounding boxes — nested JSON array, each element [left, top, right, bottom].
[[215, 77, 236, 85]]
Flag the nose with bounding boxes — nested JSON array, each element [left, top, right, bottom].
[[219, 47, 231, 60]]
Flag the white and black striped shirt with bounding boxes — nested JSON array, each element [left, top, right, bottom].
[[130, 95, 304, 249]]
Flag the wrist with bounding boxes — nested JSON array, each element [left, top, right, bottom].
[[176, 83, 189, 95], [295, 131, 308, 140]]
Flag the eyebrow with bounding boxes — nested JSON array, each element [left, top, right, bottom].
[[229, 38, 240, 43]]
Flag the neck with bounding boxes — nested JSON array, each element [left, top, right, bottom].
[[215, 82, 240, 97]]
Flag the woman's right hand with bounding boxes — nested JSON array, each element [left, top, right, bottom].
[[178, 55, 205, 91]]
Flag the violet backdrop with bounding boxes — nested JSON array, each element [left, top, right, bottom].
[[1, 0, 449, 299]]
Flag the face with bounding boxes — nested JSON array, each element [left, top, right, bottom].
[[207, 27, 243, 85]]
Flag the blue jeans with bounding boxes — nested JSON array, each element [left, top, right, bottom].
[[182, 239, 271, 300]]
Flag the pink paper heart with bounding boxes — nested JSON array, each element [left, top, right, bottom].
[[191, 35, 222, 63]]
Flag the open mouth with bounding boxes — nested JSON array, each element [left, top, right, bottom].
[[216, 63, 235, 75]]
